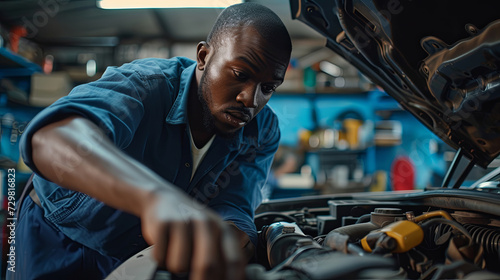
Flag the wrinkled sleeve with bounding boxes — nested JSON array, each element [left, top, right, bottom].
[[208, 112, 280, 245], [19, 63, 150, 176], [17, 62, 158, 259]]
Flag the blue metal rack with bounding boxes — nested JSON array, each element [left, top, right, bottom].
[[0, 47, 43, 163], [0, 47, 42, 79]]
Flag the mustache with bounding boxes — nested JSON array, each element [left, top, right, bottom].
[[226, 106, 252, 117]]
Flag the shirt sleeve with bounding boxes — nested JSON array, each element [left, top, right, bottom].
[[19, 62, 150, 175], [207, 109, 281, 245]]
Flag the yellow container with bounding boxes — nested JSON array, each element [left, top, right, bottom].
[[343, 118, 363, 149]]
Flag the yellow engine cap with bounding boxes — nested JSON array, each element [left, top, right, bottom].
[[380, 220, 424, 253]]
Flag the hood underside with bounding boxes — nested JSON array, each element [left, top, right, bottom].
[[290, 0, 500, 168]]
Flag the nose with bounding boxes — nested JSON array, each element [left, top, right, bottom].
[[236, 85, 259, 108]]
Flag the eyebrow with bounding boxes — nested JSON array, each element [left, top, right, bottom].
[[237, 56, 284, 82], [237, 55, 260, 73]]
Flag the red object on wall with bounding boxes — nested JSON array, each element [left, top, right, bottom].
[[9, 26, 27, 53], [391, 156, 415, 191]]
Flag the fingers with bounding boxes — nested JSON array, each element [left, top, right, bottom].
[[189, 218, 245, 280], [166, 221, 193, 274], [142, 195, 245, 280], [191, 219, 223, 280], [151, 223, 169, 270]]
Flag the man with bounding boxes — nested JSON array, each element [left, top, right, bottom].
[[9, 3, 291, 280]]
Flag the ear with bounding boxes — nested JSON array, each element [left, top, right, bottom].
[[196, 41, 210, 71]]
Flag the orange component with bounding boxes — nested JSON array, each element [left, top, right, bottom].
[[361, 220, 424, 253], [9, 26, 27, 53], [380, 220, 424, 253]]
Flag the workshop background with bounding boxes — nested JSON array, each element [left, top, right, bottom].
[[0, 0, 459, 197]]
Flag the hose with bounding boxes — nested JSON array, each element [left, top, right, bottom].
[[413, 210, 453, 222]]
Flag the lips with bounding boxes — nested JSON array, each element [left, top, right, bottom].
[[227, 110, 250, 122], [225, 109, 251, 127]]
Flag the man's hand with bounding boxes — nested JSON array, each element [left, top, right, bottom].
[[141, 191, 245, 280]]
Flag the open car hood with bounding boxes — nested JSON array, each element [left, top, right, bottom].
[[290, 0, 500, 168]]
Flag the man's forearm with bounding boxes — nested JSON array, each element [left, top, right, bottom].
[[30, 116, 177, 216]]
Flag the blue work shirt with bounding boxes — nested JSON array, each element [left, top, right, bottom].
[[17, 57, 280, 273]]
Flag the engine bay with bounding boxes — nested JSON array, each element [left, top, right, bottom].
[[246, 191, 500, 279], [103, 186, 500, 280]]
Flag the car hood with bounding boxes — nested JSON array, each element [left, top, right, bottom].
[[290, 0, 500, 168]]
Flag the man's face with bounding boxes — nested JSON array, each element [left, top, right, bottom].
[[197, 26, 289, 137]]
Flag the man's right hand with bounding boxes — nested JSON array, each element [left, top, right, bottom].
[[141, 191, 245, 280]]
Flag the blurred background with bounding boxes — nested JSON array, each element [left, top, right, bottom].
[[1, 0, 492, 202]]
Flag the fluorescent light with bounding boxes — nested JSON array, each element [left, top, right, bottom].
[[319, 61, 343, 77], [97, 0, 243, 9], [86, 60, 97, 77]]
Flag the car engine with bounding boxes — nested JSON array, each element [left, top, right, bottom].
[[105, 186, 500, 280], [246, 190, 500, 280]]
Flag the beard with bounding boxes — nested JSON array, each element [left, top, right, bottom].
[[197, 70, 216, 134], [197, 69, 238, 140]]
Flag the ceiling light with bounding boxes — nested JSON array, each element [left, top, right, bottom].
[[86, 60, 97, 77], [97, 0, 244, 9], [319, 61, 343, 77]]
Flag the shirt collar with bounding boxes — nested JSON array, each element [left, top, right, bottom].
[[165, 63, 196, 125]]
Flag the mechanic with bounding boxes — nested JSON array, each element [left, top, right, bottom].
[[8, 3, 292, 279]]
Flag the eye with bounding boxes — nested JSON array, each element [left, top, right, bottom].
[[233, 70, 248, 81], [261, 84, 277, 95]]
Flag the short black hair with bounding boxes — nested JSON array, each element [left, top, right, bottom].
[[207, 3, 292, 58]]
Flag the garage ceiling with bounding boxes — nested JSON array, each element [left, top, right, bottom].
[[0, 0, 367, 92], [0, 0, 326, 56]]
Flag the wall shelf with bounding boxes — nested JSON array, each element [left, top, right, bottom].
[[0, 47, 41, 78]]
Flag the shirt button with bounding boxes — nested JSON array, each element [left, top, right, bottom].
[[185, 162, 190, 168]]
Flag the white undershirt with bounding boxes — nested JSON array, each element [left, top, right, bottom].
[[189, 126, 215, 181]]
